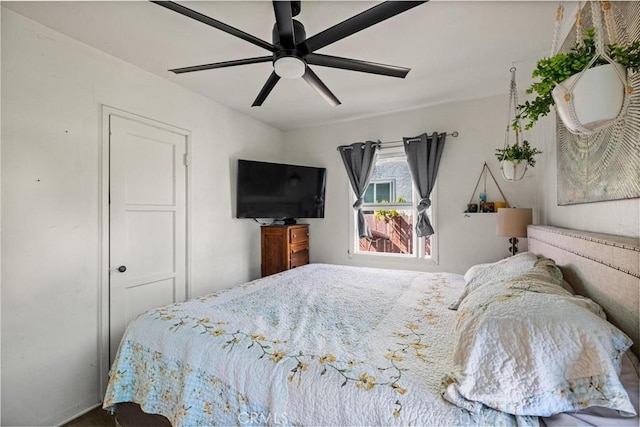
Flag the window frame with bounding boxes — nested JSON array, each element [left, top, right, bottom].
[[346, 147, 438, 265]]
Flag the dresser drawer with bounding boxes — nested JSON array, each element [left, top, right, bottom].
[[289, 227, 309, 244], [290, 249, 309, 268], [290, 241, 308, 254]]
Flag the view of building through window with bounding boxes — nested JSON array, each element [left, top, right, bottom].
[[358, 154, 431, 257]]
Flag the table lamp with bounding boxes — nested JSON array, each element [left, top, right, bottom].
[[496, 208, 532, 256]]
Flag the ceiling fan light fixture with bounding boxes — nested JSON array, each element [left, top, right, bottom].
[[156, 0, 426, 105], [274, 56, 306, 79]]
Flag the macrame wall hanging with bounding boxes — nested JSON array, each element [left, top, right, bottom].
[[556, 1, 639, 205]]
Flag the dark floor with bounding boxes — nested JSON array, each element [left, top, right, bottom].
[[63, 407, 116, 427]]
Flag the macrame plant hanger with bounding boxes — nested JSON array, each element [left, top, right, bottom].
[[550, 0, 634, 136], [499, 66, 528, 182]]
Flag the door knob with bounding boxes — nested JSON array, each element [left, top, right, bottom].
[[117, 265, 127, 273]]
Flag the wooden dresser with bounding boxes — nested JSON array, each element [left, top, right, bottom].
[[261, 224, 309, 277]]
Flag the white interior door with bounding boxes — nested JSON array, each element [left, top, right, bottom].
[[109, 115, 187, 362]]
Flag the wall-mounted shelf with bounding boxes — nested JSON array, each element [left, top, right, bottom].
[[463, 212, 497, 216], [464, 162, 509, 213]]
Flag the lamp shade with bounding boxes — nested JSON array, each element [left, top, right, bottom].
[[496, 208, 532, 238]]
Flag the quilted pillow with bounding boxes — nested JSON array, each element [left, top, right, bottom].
[[543, 350, 639, 426], [528, 256, 577, 294], [449, 252, 552, 310], [442, 274, 635, 417]]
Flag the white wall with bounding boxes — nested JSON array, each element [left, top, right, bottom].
[[4, 3, 636, 426], [283, 95, 541, 274], [1, 9, 283, 426], [536, 114, 640, 239]]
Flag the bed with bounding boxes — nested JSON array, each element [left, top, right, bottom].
[[103, 225, 639, 426]]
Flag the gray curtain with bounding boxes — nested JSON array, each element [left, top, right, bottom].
[[337, 141, 379, 238], [403, 132, 446, 237]]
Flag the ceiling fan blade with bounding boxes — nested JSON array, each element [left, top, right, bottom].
[[306, 53, 410, 78], [252, 72, 281, 107], [273, 1, 295, 48], [302, 67, 341, 107], [151, 1, 275, 52], [303, 1, 427, 53], [169, 56, 273, 74]]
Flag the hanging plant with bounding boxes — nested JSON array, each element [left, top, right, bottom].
[[516, 25, 640, 132], [497, 67, 542, 181], [494, 140, 542, 167]]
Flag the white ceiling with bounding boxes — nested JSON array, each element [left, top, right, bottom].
[[3, 1, 561, 131]]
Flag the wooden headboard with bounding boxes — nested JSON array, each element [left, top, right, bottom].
[[527, 225, 640, 357]]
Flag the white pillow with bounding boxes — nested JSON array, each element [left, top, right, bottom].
[[542, 351, 639, 426], [449, 252, 559, 310], [442, 273, 635, 417], [560, 279, 576, 295]]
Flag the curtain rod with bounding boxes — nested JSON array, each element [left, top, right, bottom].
[[380, 131, 458, 145], [337, 131, 459, 151]]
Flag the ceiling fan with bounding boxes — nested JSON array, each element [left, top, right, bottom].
[[151, 1, 427, 107]]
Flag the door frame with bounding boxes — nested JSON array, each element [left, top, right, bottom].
[[99, 105, 192, 396]]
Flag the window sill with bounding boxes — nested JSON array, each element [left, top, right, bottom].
[[347, 251, 438, 266]]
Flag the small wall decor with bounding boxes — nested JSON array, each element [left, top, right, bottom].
[[557, 1, 640, 205], [464, 162, 510, 213]]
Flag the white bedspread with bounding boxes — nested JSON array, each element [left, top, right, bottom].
[[104, 263, 534, 426]]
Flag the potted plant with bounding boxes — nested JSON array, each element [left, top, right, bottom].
[[515, 28, 640, 133], [495, 140, 542, 181]]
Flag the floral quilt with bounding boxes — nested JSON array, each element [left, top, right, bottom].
[[104, 263, 535, 426]]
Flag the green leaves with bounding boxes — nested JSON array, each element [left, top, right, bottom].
[[611, 40, 640, 70], [495, 140, 542, 167], [515, 27, 639, 130], [374, 198, 407, 221]]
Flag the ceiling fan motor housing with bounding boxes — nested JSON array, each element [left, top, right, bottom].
[[272, 19, 307, 79], [272, 19, 307, 53]]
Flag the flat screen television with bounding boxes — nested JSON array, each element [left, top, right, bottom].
[[236, 159, 326, 219]]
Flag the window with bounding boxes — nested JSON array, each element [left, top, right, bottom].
[[364, 180, 394, 203], [350, 149, 434, 260]]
